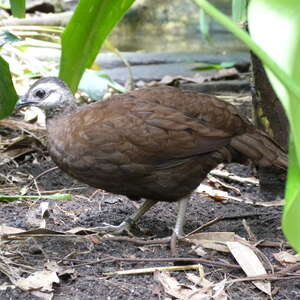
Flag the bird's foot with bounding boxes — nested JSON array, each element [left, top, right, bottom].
[[93, 218, 136, 237], [170, 231, 184, 257]]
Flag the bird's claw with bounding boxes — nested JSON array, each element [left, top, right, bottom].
[[93, 220, 136, 237]]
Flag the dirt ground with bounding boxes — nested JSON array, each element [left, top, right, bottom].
[[1, 148, 299, 299], [0, 90, 299, 300]]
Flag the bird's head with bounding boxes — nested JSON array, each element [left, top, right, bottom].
[[16, 77, 76, 118]]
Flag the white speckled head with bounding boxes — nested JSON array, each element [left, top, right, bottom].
[[17, 77, 76, 119]]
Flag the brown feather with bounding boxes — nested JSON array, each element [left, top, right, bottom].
[[45, 86, 287, 202]]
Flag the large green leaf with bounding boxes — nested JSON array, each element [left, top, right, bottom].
[[283, 139, 300, 249], [193, 0, 300, 251], [9, 0, 25, 18], [0, 57, 18, 119], [232, 0, 247, 24], [59, 0, 135, 93], [248, 0, 300, 252]]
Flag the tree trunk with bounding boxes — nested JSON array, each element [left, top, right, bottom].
[[250, 52, 288, 199]]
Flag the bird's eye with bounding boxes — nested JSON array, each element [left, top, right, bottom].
[[34, 89, 46, 99]]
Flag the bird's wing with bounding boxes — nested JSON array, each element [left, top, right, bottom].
[[68, 89, 249, 169]]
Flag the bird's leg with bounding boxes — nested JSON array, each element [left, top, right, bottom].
[[170, 196, 189, 256], [174, 197, 189, 236], [95, 198, 158, 236]]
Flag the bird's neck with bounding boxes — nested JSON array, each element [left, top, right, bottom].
[[45, 102, 77, 124]]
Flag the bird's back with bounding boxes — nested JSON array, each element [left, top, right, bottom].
[[47, 86, 286, 201]]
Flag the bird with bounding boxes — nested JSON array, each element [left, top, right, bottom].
[[16, 77, 287, 239]]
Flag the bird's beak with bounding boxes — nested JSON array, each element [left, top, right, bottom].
[[15, 96, 36, 110], [16, 96, 28, 109]]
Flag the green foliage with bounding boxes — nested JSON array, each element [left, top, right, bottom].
[[248, 0, 300, 253], [199, 8, 211, 40], [193, 0, 300, 252], [0, 31, 20, 47], [232, 0, 248, 24], [59, 0, 135, 93], [192, 61, 235, 71], [79, 70, 127, 101], [9, 0, 25, 18], [0, 57, 18, 119], [0, 193, 72, 202]]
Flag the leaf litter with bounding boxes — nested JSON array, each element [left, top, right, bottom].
[[0, 112, 296, 299]]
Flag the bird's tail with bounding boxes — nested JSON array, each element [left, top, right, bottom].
[[230, 129, 288, 169]]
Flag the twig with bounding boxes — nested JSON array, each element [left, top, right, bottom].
[[0, 119, 46, 134], [208, 174, 241, 194], [242, 219, 257, 243], [185, 213, 264, 236], [70, 256, 241, 270], [35, 187, 87, 194], [185, 216, 223, 236], [170, 232, 179, 257], [104, 264, 201, 276], [33, 167, 58, 182], [209, 169, 259, 185], [227, 273, 300, 284], [254, 240, 291, 249], [99, 235, 171, 245], [278, 262, 300, 275]]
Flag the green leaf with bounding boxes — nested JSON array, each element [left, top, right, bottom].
[[232, 0, 248, 24], [0, 57, 18, 119], [0, 31, 20, 47], [192, 0, 300, 103], [193, 0, 300, 252], [79, 70, 109, 100], [248, 0, 300, 252], [199, 8, 211, 41], [283, 139, 300, 252], [0, 193, 72, 202], [48, 193, 73, 201], [9, 0, 25, 18], [192, 61, 235, 71], [248, 0, 300, 157], [98, 73, 127, 93], [79, 71, 127, 100], [59, 0, 135, 93]]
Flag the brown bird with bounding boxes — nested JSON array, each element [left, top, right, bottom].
[[17, 77, 287, 237]]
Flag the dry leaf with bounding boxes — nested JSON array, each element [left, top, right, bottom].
[[196, 184, 229, 202], [32, 290, 53, 300], [212, 68, 240, 81], [3, 228, 65, 240], [0, 119, 46, 133], [186, 270, 213, 290], [0, 225, 25, 235], [22, 106, 46, 127], [0, 282, 15, 291], [159, 74, 206, 85], [226, 241, 271, 295], [0, 147, 33, 166], [186, 270, 228, 299], [155, 271, 210, 300], [186, 232, 235, 252], [273, 251, 300, 265], [192, 245, 207, 257], [209, 169, 259, 186], [213, 278, 227, 300], [197, 183, 283, 207], [39, 202, 50, 229], [0, 136, 42, 166], [16, 270, 59, 292]]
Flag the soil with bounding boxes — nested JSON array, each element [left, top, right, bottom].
[[0, 97, 298, 300]]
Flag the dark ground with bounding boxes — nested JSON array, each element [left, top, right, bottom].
[[1, 152, 299, 299], [0, 90, 298, 299]]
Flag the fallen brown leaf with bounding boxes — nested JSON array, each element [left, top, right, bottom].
[[226, 241, 271, 295]]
